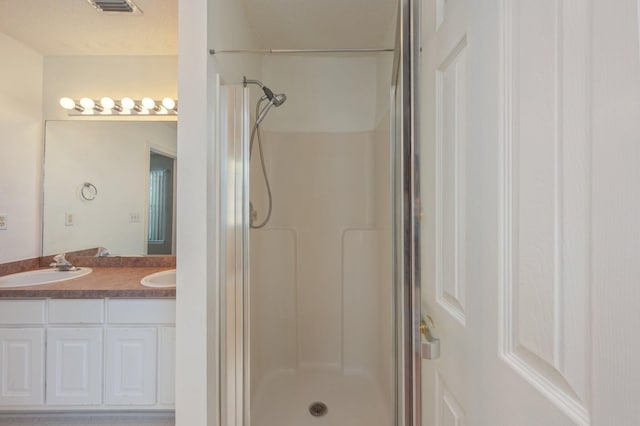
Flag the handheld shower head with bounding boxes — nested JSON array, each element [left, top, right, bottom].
[[259, 85, 287, 107], [244, 76, 287, 126], [272, 93, 287, 107]]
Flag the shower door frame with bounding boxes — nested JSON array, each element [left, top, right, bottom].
[[218, 0, 422, 423], [220, 84, 251, 426], [393, 0, 422, 425]]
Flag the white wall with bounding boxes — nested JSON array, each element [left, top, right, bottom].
[[0, 33, 43, 263], [42, 121, 176, 255], [261, 55, 377, 133]]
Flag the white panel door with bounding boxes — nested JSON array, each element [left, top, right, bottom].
[[105, 328, 157, 406], [419, 0, 615, 424], [0, 328, 44, 405], [46, 328, 103, 405], [420, 0, 472, 423], [589, 0, 640, 423], [157, 326, 176, 406]]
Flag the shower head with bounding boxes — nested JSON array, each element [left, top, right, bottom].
[[244, 76, 287, 107], [272, 92, 287, 107], [244, 76, 287, 125]]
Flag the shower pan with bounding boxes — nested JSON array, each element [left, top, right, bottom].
[[218, 1, 422, 425]]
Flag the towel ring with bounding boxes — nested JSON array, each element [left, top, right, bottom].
[[81, 182, 98, 201]]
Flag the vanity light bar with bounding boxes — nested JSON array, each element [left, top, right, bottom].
[[59, 97, 178, 116]]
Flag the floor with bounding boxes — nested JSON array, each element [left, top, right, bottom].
[[0, 414, 174, 426], [251, 368, 389, 426]]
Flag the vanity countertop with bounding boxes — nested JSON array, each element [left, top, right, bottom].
[[0, 267, 176, 299]]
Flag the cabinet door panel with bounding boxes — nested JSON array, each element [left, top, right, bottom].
[[157, 327, 175, 406], [46, 328, 103, 405], [105, 328, 156, 405], [0, 328, 44, 405]]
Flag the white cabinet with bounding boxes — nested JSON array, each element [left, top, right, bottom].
[[46, 328, 103, 405], [0, 328, 45, 406], [157, 327, 176, 406], [0, 298, 174, 411], [105, 328, 157, 406]]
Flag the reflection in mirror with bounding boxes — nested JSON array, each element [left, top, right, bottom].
[[148, 151, 175, 254], [42, 121, 177, 256]]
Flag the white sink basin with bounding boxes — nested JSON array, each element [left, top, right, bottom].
[[0, 268, 93, 288], [141, 269, 176, 288]]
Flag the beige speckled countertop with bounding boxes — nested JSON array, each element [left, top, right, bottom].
[[0, 267, 176, 299]]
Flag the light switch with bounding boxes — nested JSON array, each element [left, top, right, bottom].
[[65, 212, 74, 226], [129, 212, 141, 223], [0, 214, 7, 230]]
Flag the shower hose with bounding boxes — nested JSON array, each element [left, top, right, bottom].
[[249, 97, 273, 229]]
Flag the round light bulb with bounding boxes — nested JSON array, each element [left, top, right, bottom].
[[100, 97, 115, 110], [121, 97, 135, 110], [59, 97, 76, 110], [162, 97, 176, 110], [79, 98, 95, 109], [141, 97, 156, 110]]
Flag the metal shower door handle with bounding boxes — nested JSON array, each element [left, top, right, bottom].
[[420, 316, 440, 360]]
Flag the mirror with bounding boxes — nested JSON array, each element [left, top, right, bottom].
[[42, 120, 177, 256]]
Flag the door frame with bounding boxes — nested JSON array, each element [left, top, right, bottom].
[[218, 0, 423, 423], [219, 84, 251, 426], [392, 0, 423, 425]]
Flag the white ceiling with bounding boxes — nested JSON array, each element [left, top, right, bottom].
[[0, 0, 396, 56], [0, 0, 177, 55], [242, 0, 397, 49]]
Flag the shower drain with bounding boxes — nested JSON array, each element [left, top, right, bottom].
[[309, 401, 328, 417]]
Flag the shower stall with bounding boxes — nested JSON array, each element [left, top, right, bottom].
[[218, 2, 422, 425]]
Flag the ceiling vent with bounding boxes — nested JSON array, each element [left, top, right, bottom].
[[87, 0, 143, 15]]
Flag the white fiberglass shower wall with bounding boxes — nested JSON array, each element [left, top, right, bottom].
[[247, 53, 394, 426]]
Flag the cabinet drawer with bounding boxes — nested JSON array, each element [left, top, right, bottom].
[[0, 300, 45, 325], [48, 300, 104, 324], [106, 299, 175, 324]]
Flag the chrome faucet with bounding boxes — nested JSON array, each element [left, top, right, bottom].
[[95, 247, 110, 257], [50, 254, 78, 271]]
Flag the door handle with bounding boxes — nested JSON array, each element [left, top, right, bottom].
[[420, 315, 440, 360]]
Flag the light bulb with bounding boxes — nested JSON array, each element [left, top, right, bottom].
[[59, 97, 76, 110], [100, 97, 115, 110], [141, 97, 156, 110], [80, 98, 95, 109], [162, 97, 176, 110], [121, 97, 135, 110]]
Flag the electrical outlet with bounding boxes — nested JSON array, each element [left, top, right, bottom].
[[65, 212, 74, 227], [129, 212, 141, 223], [0, 214, 7, 230]]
